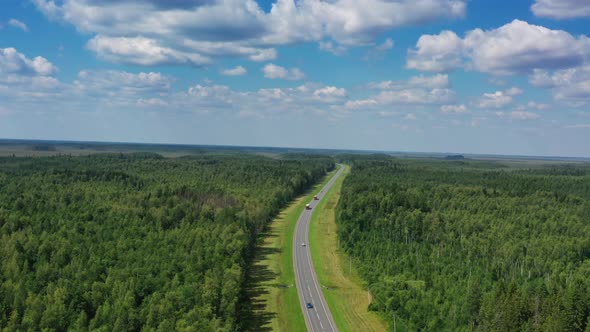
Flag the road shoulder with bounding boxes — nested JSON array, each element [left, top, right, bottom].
[[309, 165, 389, 332], [243, 167, 338, 332]]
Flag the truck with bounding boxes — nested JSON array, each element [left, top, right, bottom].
[[305, 204, 312, 210]]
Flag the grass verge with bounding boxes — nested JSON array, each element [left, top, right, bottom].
[[245, 167, 339, 331], [309, 165, 388, 332]]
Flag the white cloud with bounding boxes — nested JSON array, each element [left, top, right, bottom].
[[0, 49, 351, 118], [8, 19, 28, 32], [0, 48, 58, 77], [476, 88, 519, 109], [370, 74, 449, 90], [404, 113, 417, 120], [407, 30, 464, 72], [441, 104, 468, 113], [345, 99, 378, 110], [314, 86, 346, 97], [505, 87, 523, 96], [516, 101, 549, 111], [363, 38, 394, 60], [137, 98, 168, 107], [266, 0, 465, 46], [75, 70, 173, 94], [509, 111, 540, 120], [33, 0, 466, 66], [221, 66, 247, 76], [532, 0, 590, 19], [374, 88, 455, 105], [248, 49, 277, 62], [319, 41, 347, 56], [86, 35, 211, 67], [262, 63, 305, 80], [348, 74, 455, 110], [530, 66, 590, 104], [313, 86, 347, 102], [376, 38, 395, 51], [408, 20, 590, 75]]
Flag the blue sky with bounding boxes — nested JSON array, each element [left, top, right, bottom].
[[1, 0, 590, 157]]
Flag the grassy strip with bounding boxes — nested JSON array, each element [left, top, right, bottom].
[[246, 167, 339, 331], [309, 165, 388, 332]]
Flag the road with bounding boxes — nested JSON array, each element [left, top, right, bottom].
[[294, 165, 344, 332]]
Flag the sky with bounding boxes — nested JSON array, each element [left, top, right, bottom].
[[1, 0, 590, 157]]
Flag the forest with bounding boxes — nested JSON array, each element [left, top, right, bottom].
[[0, 153, 334, 331], [336, 157, 590, 331]]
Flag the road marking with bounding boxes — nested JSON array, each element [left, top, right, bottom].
[[294, 165, 344, 332]]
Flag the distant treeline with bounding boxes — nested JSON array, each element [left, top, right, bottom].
[[31, 144, 57, 151], [336, 157, 590, 331], [0, 153, 334, 331]]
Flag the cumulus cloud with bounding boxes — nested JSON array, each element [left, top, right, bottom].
[[86, 36, 211, 67], [8, 19, 28, 32], [248, 49, 277, 62], [265, 0, 465, 46], [313, 86, 347, 103], [496, 111, 540, 120], [530, 66, 590, 104], [0, 47, 351, 118], [404, 113, 417, 120], [221, 66, 247, 76], [319, 41, 347, 56], [441, 104, 468, 113], [262, 63, 305, 80], [74, 70, 173, 94], [476, 88, 521, 109], [0, 48, 58, 76], [137, 98, 168, 107], [532, 0, 590, 19], [344, 99, 378, 110], [370, 74, 450, 90], [347, 74, 455, 110], [516, 101, 550, 111], [363, 38, 394, 60], [505, 87, 523, 96], [33, 0, 466, 66], [408, 20, 590, 75], [407, 30, 464, 72]]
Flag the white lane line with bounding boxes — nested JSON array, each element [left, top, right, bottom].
[[302, 167, 343, 332], [295, 165, 344, 332], [294, 217, 313, 331]]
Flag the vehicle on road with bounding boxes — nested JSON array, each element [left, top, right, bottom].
[[314, 195, 319, 200], [305, 203, 312, 210], [301, 242, 306, 247], [306, 303, 314, 309]]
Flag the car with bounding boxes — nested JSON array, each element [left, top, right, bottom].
[[301, 242, 306, 247], [306, 302, 314, 309]]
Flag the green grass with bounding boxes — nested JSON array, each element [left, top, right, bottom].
[[309, 165, 388, 332], [246, 167, 339, 331]]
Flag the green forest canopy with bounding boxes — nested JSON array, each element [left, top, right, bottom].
[[336, 158, 590, 332], [0, 153, 334, 331]]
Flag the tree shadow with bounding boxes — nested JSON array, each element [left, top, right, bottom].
[[240, 228, 281, 332]]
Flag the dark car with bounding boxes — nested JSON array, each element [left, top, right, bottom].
[[306, 302, 313, 309]]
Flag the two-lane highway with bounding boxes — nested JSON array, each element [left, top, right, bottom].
[[294, 165, 344, 332]]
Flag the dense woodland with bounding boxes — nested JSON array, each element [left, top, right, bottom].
[[0, 153, 333, 331], [337, 158, 590, 331]]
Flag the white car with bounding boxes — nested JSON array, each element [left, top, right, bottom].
[[301, 242, 306, 247]]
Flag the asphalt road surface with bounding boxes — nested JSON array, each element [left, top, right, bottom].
[[294, 165, 344, 332]]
